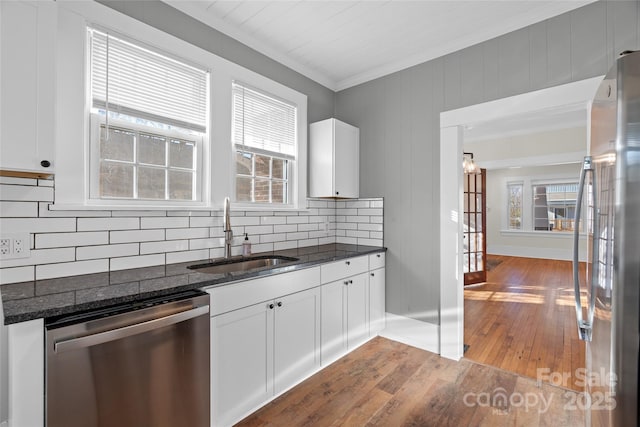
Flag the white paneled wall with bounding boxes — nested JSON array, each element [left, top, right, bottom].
[[0, 177, 383, 285]]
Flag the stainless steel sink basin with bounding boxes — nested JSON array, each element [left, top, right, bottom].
[[188, 255, 299, 275]]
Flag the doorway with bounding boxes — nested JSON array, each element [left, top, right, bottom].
[[438, 76, 603, 362]]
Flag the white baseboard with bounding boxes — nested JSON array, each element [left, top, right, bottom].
[[379, 312, 440, 354], [488, 245, 586, 262]]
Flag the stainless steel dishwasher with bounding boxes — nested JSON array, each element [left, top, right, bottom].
[[45, 290, 210, 427]]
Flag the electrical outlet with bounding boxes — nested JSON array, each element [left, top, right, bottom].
[[0, 233, 30, 259]]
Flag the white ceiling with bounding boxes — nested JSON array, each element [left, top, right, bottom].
[[166, 0, 596, 91]]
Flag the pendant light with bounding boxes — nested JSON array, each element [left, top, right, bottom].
[[463, 152, 481, 175]]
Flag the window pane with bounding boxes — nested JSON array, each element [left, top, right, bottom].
[[236, 177, 252, 202], [138, 167, 166, 199], [169, 170, 193, 200], [100, 162, 133, 198], [254, 178, 270, 202], [272, 159, 286, 179], [255, 154, 270, 178], [101, 127, 134, 161], [272, 181, 286, 204], [508, 184, 522, 230], [138, 133, 166, 166], [236, 152, 253, 176], [170, 139, 195, 169]]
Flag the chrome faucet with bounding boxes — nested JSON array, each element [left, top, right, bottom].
[[223, 197, 233, 259]]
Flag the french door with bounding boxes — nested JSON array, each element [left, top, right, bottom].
[[463, 169, 487, 285]]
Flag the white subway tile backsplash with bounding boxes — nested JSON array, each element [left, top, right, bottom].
[[141, 217, 188, 229], [298, 223, 319, 232], [232, 216, 261, 226], [0, 184, 53, 202], [140, 240, 189, 255], [274, 241, 297, 251], [110, 254, 165, 271], [244, 225, 274, 235], [77, 243, 139, 261], [166, 227, 209, 240], [36, 259, 109, 280], [166, 249, 209, 264], [190, 216, 222, 228], [39, 203, 112, 218], [0, 218, 76, 233], [0, 178, 383, 284], [189, 238, 220, 250], [0, 266, 34, 285], [286, 231, 308, 241], [110, 229, 165, 243], [286, 216, 309, 224], [358, 208, 383, 216], [36, 231, 109, 248], [0, 201, 38, 217], [78, 217, 139, 231], [112, 210, 166, 217], [260, 216, 287, 225], [251, 243, 274, 253], [168, 211, 211, 217], [259, 233, 286, 244]]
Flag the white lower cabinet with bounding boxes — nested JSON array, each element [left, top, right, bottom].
[[320, 272, 369, 365], [369, 267, 386, 336], [211, 286, 320, 427]]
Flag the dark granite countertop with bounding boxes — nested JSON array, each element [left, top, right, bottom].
[[1, 243, 386, 325]]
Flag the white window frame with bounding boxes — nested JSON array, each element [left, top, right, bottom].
[[52, 1, 308, 211], [231, 82, 298, 208], [530, 179, 579, 233], [89, 114, 205, 206], [506, 181, 523, 230]]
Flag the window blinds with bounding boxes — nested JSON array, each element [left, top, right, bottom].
[[90, 28, 208, 133], [232, 82, 296, 159]]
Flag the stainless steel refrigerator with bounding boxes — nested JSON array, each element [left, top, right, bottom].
[[573, 50, 639, 427]]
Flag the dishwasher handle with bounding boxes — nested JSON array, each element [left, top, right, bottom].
[[54, 305, 209, 353]]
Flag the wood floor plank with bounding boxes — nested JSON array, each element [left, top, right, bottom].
[[464, 255, 586, 392], [238, 337, 584, 427]]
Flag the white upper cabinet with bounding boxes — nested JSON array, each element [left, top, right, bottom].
[[0, 0, 56, 177], [309, 118, 359, 198]]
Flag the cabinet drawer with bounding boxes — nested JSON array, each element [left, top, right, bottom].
[[207, 267, 321, 316], [369, 252, 385, 270], [321, 256, 368, 284]]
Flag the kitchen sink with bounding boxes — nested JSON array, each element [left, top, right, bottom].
[[188, 255, 299, 275]]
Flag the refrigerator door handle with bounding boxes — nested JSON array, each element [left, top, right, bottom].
[[573, 156, 598, 342]]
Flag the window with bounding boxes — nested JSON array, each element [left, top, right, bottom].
[[88, 27, 209, 203], [232, 82, 296, 205], [507, 183, 523, 230], [532, 183, 578, 232]]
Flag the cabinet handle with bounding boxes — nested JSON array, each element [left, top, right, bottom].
[[336, 191, 339, 195], [345, 261, 351, 266], [277, 301, 282, 307], [377, 254, 381, 258], [268, 303, 275, 309], [371, 273, 375, 277], [343, 280, 349, 286], [40, 160, 51, 168]]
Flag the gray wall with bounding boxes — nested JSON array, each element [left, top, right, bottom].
[[98, 1, 336, 124], [335, 0, 640, 324]]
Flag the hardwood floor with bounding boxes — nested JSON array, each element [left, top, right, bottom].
[[464, 255, 586, 392], [237, 337, 585, 427]]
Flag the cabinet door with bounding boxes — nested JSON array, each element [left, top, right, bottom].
[[0, 1, 56, 176], [333, 120, 359, 198], [211, 302, 274, 427], [320, 280, 347, 365], [369, 268, 386, 336], [346, 272, 369, 349], [273, 287, 321, 394]]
